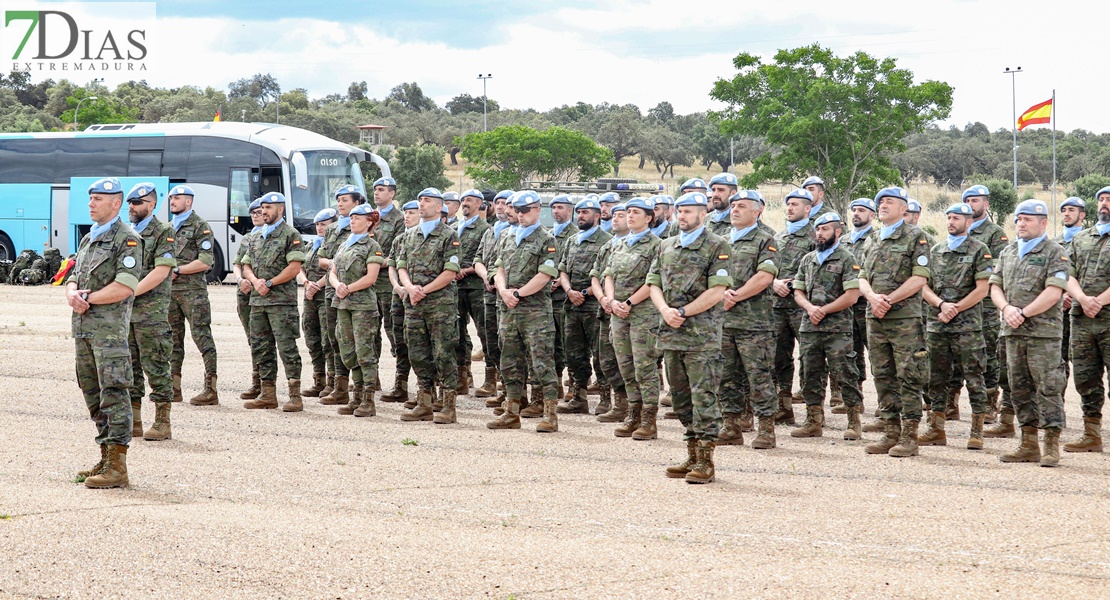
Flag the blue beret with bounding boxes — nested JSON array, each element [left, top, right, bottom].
[[1014, 200, 1049, 217], [680, 178, 708, 192], [417, 187, 443, 200], [849, 198, 876, 212], [624, 197, 655, 212], [874, 186, 909, 203], [259, 192, 286, 205], [802, 176, 825, 188], [402, 200, 419, 211], [313, 207, 338, 223], [611, 203, 628, 213], [575, 198, 601, 211], [550, 194, 574, 206], [511, 190, 541, 208], [441, 203, 450, 215], [169, 184, 194, 197], [962, 185, 990, 201], [729, 190, 764, 206], [945, 203, 973, 216], [1096, 186, 1110, 199], [654, 194, 675, 206], [785, 188, 814, 203], [87, 177, 122, 195], [334, 184, 362, 199], [812, 211, 842, 227], [494, 190, 514, 201], [598, 192, 620, 204], [461, 188, 484, 201], [126, 182, 156, 202], [674, 192, 709, 207], [248, 199, 263, 212], [1060, 197, 1086, 210], [442, 191, 461, 202], [350, 204, 376, 217], [708, 173, 739, 188], [372, 177, 397, 188], [907, 199, 922, 213]]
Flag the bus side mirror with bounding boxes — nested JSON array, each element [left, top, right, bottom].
[[292, 152, 308, 190]]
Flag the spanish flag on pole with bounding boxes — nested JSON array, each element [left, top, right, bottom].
[[213, 108, 222, 122], [1017, 98, 1052, 130]]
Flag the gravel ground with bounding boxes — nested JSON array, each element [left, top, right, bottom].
[[1, 285, 1107, 599]]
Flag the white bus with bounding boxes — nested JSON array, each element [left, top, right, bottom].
[[0, 121, 390, 281]]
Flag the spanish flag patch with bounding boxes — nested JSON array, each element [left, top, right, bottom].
[[547, 246, 557, 253], [852, 264, 861, 270], [452, 241, 460, 246], [126, 240, 138, 247], [1001, 236, 1009, 241], [166, 237, 174, 243], [919, 239, 928, 245], [293, 239, 301, 245], [718, 254, 729, 260], [375, 251, 383, 256], [203, 230, 211, 235], [984, 254, 992, 259], [768, 246, 777, 252]]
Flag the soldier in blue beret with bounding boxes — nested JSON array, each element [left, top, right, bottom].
[[371, 176, 405, 397], [708, 174, 738, 238], [316, 185, 367, 405], [450, 187, 492, 398], [770, 188, 817, 422], [300, 207, 339, 400], [598, 192, 620, 233]]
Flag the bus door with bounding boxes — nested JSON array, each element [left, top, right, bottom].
[[51, 187, 69, 253], [227, 167, 260, 271]]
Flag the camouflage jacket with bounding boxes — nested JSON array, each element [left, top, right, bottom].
[[559, 226, 611, 312], [771, 222, 816, 310], [456, 214, 492, 290], [171, 211, 214, 291], [319, 221, 353, 299], [809, 202, 834, 221], [551, 221, 578, 298], [647, 229, 733, 350], [590, 235, 623, 318], [474, 222, 508, 283], [926, 237, 992, 333], [235, 230, 256, 299], [68, 219, 142, 340], [604, 232, 662, 304], [372, 204, 405, 292], [722, 226, 778, 331], [242, 220, 305, 307], [332, 234, 385, 311], [859, 221, 931, 320], [757, 220, 776, 236], [968, 217, 1009, 315], [396, 220, 460, 308], [990, 237, 1067, 339], [1067, 227, 1110, 321], [794, 244, 860, 333], [131, 216, 177, 323], [843, 226, 873, 305], [496, 224, 559, 312], [707, 211, 732, 238]]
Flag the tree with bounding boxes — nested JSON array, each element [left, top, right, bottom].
[[387, 82, 437, 112], [446, 93, 499, 115], [592, 106, 642, 176], [641, 124, 693, 179], [393, 145, 452, 204], [711, 44, 953, 214], [347, 81, 368, 102], [458, 125, 614, 190], [228, 73, 281, 106], [62, 89, 140, 130]]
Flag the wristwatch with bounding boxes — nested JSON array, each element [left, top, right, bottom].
[[172, 267, 180, 275], [678, 306, 687, 317], [265, 279, 273, 288], [624, 298, 633, 306], [512, 290, 520, 299]]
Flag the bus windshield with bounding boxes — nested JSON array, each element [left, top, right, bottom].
[[289, 150, 364, 234]]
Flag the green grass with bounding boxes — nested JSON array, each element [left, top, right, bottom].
[[401, 438, 418, 446]]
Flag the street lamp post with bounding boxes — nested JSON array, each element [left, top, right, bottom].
[[477, 73, 492, 132], [74, 96, 98, 129], [1004, 66, 1023, 192]]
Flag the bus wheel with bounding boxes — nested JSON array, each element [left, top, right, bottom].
[[0, 233, 14, 262], [205, 242, 227, 284]]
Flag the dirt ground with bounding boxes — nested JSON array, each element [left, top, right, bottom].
[[0, 284, 1106, 599]]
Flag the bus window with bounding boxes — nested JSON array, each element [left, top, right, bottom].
[[228, 168, 258, 235], [57, 138, 127, 181], [287, 150, 362, 234], [187, 137, 261, 187], [0, 139, 56, 183]]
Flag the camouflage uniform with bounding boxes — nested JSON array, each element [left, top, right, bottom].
[[1054, 229, 1076, 375], [843, 226, 873, 383], [964, 218, 1009, 394], [455, 214, 492, 368], [647, 229, 733, 441], [169, 211, 217, 377], [372, 205, 405, 362], [389, 234, 412, 379], [242, 220, 305, 382], [476, 223, 511, 373], [396, 221, 460, 392], [990, 238, 1067, 430], [333, 234, 385, 389], [559, 225, 612, 393], [757, 220, 776, 236], [234, 233, 256, 340], [772, 222, 816, 393], [70, 220, 142, 446], [319, 220, 354, 380], [303, 237, 333, 379], [1066, 228, 1110, 421], [794, 243, 863, 407], [707, 210, 732, 238], [720, 226, 779, 417], [590, 237, 627, 395], [128, 217, 177, 407], [551, 221, 579, 382], [497, 226, 560, 402], [606, 233, 663, 407]]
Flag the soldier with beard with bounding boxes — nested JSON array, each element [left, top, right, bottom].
[[707, 173, 738, 237], [770, 189, 817, 424], [472, 190, 514, 402], [1054, 197, 1086, 384], [842, 198, 876, 414]]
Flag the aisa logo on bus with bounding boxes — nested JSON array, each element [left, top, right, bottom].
[[3, 2, 155, 73]]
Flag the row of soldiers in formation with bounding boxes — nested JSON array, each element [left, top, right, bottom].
[[64, 172, 1107, 488]]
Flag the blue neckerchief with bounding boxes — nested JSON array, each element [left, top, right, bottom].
[[577, 225, 599, 244], [808, 202, 823, 219], [625, 227, 650, 247], [600, 220, 612, 233], [679, 225, 705, 248], [336, 216, 351, 232], [880, 219, 904, 241], [312, 237, 323, 250], [553, 221, 571, 237], [731, 224, 757, 244], [493, 220, 510, 238], [171, 209, 192, 232], [1017, 234, 1046, 260], [850, 224, 872, 244], [345, 232, 367, 248], [457, 214, 480, 237], [714, 209, 730, 223], [132, 215, 154, 234], [650, 221, 669, 236], [251, 225, 263, 234], [947, 234, 967, 251], [1097, 222, 1110, 237], [816, 239, 840, 265], [508, 224, 519, 236], [611, 233, 626, 246], [968, 216, 987, 233], [786, 217, 809, 235], [419, 218, 438, 239], [261, 217, 285, 239], [378, 203, 394, 217], [515, 222, 541, 246], [1063, 224, 1084, 242], [88, 218, 116, 243]]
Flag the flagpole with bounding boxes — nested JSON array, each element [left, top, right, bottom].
[[1051, 89, 1057, 234]]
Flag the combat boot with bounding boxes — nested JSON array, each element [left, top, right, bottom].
[[239, 371, 261, 400], [172, 373, 183, 403], [984, 388, 999, 423], [536, 400, 559, 433], [320, 372, 335, 397], [84, 444, 128, 489], [865, 419, 901, 454], [791, 405, 824, 438], [455, 365, 470, 395], [685, 440, 716, 484], [773, 390, 796, 425], [143, 403, 172, 441], [717, 413, 744, 446], [472, 349, 484, 361], [303, 372, 327, 397], [844, 406, 862, 441], [354, 386, 377, 417], [76, 444, 107, 482], [433, 387, 445, 412], [556, 384, 590, 414], [587, 379, 600, 395], [339, 384, 363, 415], [829, 378, 844, 412], [967, 413, 985, 450], [614, 403, 642, 438], [738, 406, 754, 432], [862, 417, 887, 433], [433, 389, 456, 424], [791, 391, 805, 405], [1063, 417, 1103, 452], [751, 416, 777, 449], [663, 407, 679, 419], [281, 379, 303, 412], [131, 401, 142, 439], [666, 440, 698, 478], [485, 393, 503, 408], [1000, 426, 1041, 463], [401, 388, 435, 421], [632, 404, 658, 440], [1040, 428, 1061, 467], [486, 399, 521, 429], [521, 387, 545, 418], [475, 368, 498, 398], [594, 384, 611, 416], [320, 375, 349, 406], [598, 389, 628, 423], [244, 381, 279, 409], [945, 388, 960, 421], [918, 411, 947, 446], [983, 409, 1016, 438], [889, 419, 920, 457], [190, 373, 219, 406]]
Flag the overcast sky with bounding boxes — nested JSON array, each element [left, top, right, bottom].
[[26, 0, 1105, 133]]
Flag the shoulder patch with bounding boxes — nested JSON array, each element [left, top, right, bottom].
[[852, 264, 861, 270], [718, 254, 729, 260], [166, 237, 174, 243], [1061, 255, 1068, 261], [122, 256, 136, 268], [375, 251, 383, 256], [203, 229, 211, 235], [547, 246, 557, 252], [984, 254, 992, 259], [200, 240, 212, 250], [452, 240, 460, 246], [919, 239, 928, 245], [1000, 236, 1008, 241], [767, 246, 777, 252], [126, 239, 138, 247]]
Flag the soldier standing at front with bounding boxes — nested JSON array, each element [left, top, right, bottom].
[[167, 185, 218, 405], [235, 200, 265, 399], [770, 189, 817, 424], [240, 192, 306, 411], [318, 185, 365, 406], [990, 200, 1068, 466], [302, 208, 338, 399], [125, 183, 178, 443], [453, 189, 492, 396], [650, 192, 732, 484], [963, 185, 1010, 426], [68, 177, 142, 489]]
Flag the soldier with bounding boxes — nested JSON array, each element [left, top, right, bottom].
[[488, 190, 561, 432], [67, 177, 142, 489], [125, 183, 178, 443], [707, 173, 739, 237], [802, 176, 834, 220], [905, 199, 935, 245], [167, 185, 218, 405], [370, 177, 405, 393], [330, 203, 385, 418], [718, 190, 779, 448], [472, 190, 514, 401], [843, 198, 876, 413], [858, 186, 931, 457], [990, 200, 1067, 466], [650, 194, 674, 238], [1055, 196, 1086, 384], [604, 198, 664, 439], [592, 203, 630, 422], [792, 212, 865, 440], [557, 197, 612, 414], [443, 191, 461, 227], [918, 204, 993, 449], [453, 189, 493, 396], [770, 188, 817, 424], [382, 200, 422, 405], [1062, 188, 1110, 453], [397, 188, 461, 423], [318, 185, 365, 406], [549, 194, 579, 399], [235, 200, 266, 399], [240, 192, 306, 411], [302, 208, 338, 398], [598, 192, 620, 234], [650, 192, 732, 484]]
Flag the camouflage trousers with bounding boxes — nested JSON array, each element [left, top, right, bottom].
[[852, 301, 869, 382], [405, 298, 459, 391], [1062, 311, 1072, 379], [75, 337, 133, 446], [169, 287, 217, 376], [483, 292, 501, 367], [337, 308, 381, 389], [773, 307, 806, 394], [1005, 336, 1066, 430], [553, 291, 567, 379], [953, 310, 1001, 392], [373, 284, 396, 365], [610, 308, 660, 406], [249, 304, 302, 382], [665, 348, 723, 442], [237, 291, 258, 374], [456, 286, 488, 367], [563, 303, 603, 389], [390, 292, 411, 377], [720, 328, 777, 417], [499, 307, 558, 402], [867, 317, 928, 421], [324, 299, 349, 378], [800, 331, 862, 409], [1068, 316, 1110, 419], [128, 319, 173, 405], [926, 330, 987, 414], [303, 294, 333, 376], [596, 312, 625, 393]]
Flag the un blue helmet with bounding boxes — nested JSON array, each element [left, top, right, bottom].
[[945, 203, 973, 216], [461, 188, 484, 201], [849, 198, 876, 212], [402, 200, 419, 211], [674, 192, 709, 207], [87, 177, 122, 195], [511, 190, 542, 208], [962, 184, 990, 202], [372, 176, 397, 188], [680, 178, 708, 192], [169, 184, 195, 197], [624, 197, 655, 212], [313, 207, 338, 223], [813, 211, 842, 228], [574, 198, 601, 212], [126, 182, 157, 202], [1060, 197, 1086, 211], [259, 192, 286, 205], [334, 184, 362, 199], [785, 188, 814, 204], [1014, 200, 1049, 217], [550, 194, 574, 207], [707, 173, 738, 188], [598, 192, 620, 204], [729, 190, 764, 206], [907, 199, 922, 213], [874, 187, 909, 204], [611, 203, 628, 213], [802, 175, 825, 189]]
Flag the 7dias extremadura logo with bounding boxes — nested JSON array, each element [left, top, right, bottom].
[[3, 2, 155, 73]]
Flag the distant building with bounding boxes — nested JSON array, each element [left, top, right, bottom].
[[356, 124, 389, 147]]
